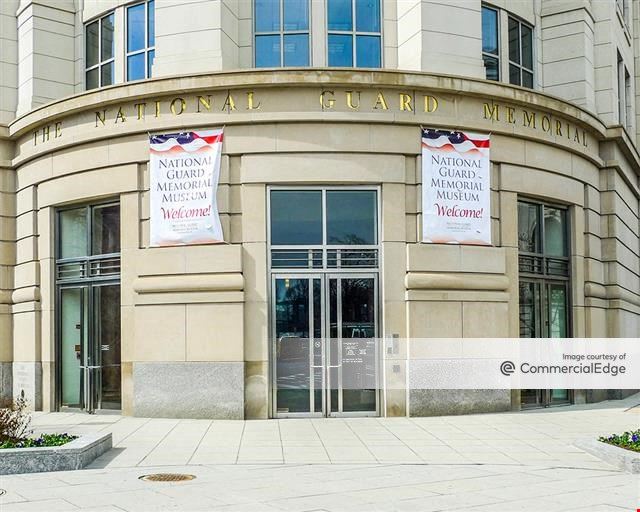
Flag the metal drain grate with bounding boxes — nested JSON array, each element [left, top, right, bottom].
[[139, 473, 196, 482]]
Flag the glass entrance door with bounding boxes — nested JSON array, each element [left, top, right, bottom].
[[272, 274, 378, 417], [59, 283, 121, 413]]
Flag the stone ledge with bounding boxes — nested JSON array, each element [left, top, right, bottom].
[[574, 438, 640, 473], [0, 433, 112, 475]]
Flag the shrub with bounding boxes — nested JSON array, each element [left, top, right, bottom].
[[0, 391, 33, 443]]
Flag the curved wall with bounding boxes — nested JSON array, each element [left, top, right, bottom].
[[5, 70, 640, 417]]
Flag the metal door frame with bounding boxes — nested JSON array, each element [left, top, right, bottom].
[[325, 273, 379, 418], [270, 273, 379, 418], [271, 273, 326, 418]]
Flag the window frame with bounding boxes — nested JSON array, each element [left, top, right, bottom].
[[125, 0, 155, 82], [253, 0, 312, 68], [326, 0, 383, 68], [84, 12, 116, 90], [507, 14, 534, 88], [481, 4, 500, 81]]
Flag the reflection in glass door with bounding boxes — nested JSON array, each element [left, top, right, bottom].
[[272, 274, 378, 417], [57, 202, 121, 413]]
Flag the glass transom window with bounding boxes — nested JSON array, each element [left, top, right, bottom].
[[255, 0, 310, 67], [328, 0, 381, 68], [481, 5, 499, 81], [85, 13, 115, 90], [126, 0, 155, 81]]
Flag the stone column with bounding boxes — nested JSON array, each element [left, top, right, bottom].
[[15, 0, 76, 116], [0, 132, 14, 402], [0, 0, 19, 125], [540, 0, 596, 112], [398, 0, 485, 78], [153, 0, 239, 77]]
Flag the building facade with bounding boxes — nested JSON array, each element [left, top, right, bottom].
[[0, 0, 638, 418]]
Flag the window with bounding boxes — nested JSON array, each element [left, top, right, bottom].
[[126, 0, 155, 81], [517, 200, 569, 339], [85, 13, 115, 90], [328, 0, 381, 68], [481, 5, 499, 81], [616, 0, 629, 26], [255, 0, 310, 67], [508, 16, 533, 88], [617, 52, 633, 131]]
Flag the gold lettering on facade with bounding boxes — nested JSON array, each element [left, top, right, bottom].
[[423, 95, 438, 113], [135, 103, 146, 120], [170, 97, 186, 115], [222, 94, 236, 111], [320, 91, 335, 109], [483, 103, 499, 121], [506, 106, 516, 124], [41, 125, 50, 143], [197, 95, 211, 112], [346, 91, 360, 110], [555, 120, 562, 136], [573, 130, 581, 144], [55, 122, 62, 138], [33, 130, 37, 146], [541, 115, 551, 133], [95, 110, 106, 127], [373, 92, 388, 110], [399, 93, 413, 111], [155, 100, 161, 117], [582, 130, 588, 147], [115, 107, 126, 123], [523, 111, 536, 128], [247, 91, 261, 110]]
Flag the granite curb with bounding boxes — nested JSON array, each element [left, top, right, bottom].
[[0, 433, 112, 475], [574, 438, 640, 473]]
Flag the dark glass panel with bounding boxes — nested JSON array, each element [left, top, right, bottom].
[[255, 0, 280, 32], [275, 278, 311, 413], [509, 64, 521, 86], [328, 0, 352, 31], [518, 281, 540, 338], [127, 3, 145, 52], [481, 6, 498, 55], [522, 70, 533, 88], [521, 23, 533, 69], [547, 283, 568, 338], [283, 34, 309, 66], [60, 208, 88, 259], [86, 21, 99, 67], [355, 0, 380, 32], [543, 207, 567, 257], [94, 285, 121, 409], [283, 0, 309, 31], [270, 191, 322, 245], [86, 68, 99, 90], [101, 14, 115, 61], [92, 204, 120, 255], [517, 202, 539, 253], [147, 49, 155, 77], [483, 55, 499, 81], [508, 17, 519, 63], [100, 62, 114, 86], [355, 35, 381, 68], [255, 35, 281, 67], [328, 34, 353, 67], [148, 0, 155, 46], [327, 191, 376, 245], [127, 53, 145, 81]]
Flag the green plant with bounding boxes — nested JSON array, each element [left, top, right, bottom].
[[0, 433, 77, 449], [0, 391, 32, 443], [599, 429, 640, 453]]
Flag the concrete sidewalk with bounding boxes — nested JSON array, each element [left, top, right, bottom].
[[0, 395, 638, 511]]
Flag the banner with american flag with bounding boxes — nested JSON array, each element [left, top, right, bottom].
[[421, 128, 491, 245], [149, 129, 224, 246]]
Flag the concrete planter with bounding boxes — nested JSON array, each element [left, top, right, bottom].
[[575, 438, 640, 474], [0, 433, 112, 475]]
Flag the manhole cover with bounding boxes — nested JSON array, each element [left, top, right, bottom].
[[0, 489, 5, 496], [139, 473, 196, 482]]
